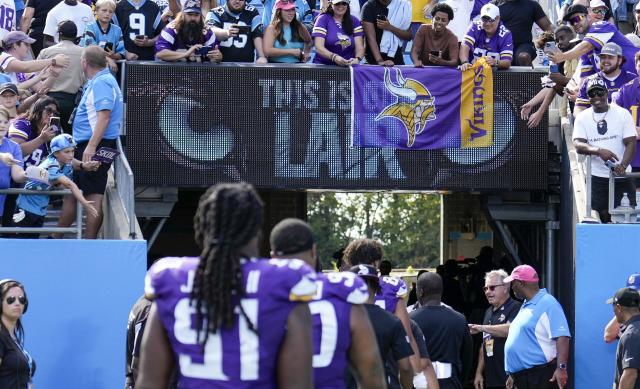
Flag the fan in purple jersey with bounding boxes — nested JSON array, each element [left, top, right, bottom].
[[551, 4, 639, 77], [611, 51, 640, 170], [342, 238, 422, 375], [459, 3, 513, 72], [7, 97, 60, 168], [575, 43, 637, 114], [155, 0, 225, 62], [312, 0, 364, 66], [137, 183, 317, 389], [269, 218, 386, 389]]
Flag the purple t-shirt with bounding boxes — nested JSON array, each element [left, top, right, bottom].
[[8, 118, 48, 167], [155, 23, 218, 61], [374, 275, 408, 313], [146, 256, 317, 388], [463, 21, 514, 63], [576, 71, 637, 109], [580, 21, 640, 77], [310, 272, 368, 389], [312, 14, 363, 65], [612, 77, 640, 168]]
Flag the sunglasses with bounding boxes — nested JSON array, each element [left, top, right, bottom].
[[483, 284, 504, 292], [481, 17, 496, 23], [588, 89, 606, 98], [6, 296, 26, 305], [591, 8, 606, 14], [568, 14, 585, 25]]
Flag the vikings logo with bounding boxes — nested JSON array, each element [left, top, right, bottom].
[[376, 67, 436, 147], [337, 33, 351, 49]]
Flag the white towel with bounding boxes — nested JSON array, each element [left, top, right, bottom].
[[379, 0, 411, 58]]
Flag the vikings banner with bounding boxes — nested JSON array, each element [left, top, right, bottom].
[[351, 61, 494, 150]]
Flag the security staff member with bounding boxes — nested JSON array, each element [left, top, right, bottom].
[[469, 270, 521, 389], [410, 272, 473, 389], [608, 287, 640, 389]]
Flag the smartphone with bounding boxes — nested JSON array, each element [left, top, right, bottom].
[[235, 25, 251, 34], [196, 46, 212, 56], [430, 50, 441, 57], [49, 117, 61, 133], [103, 42, 114, 52], [376, 14, 387, 21], [135, 34, 146, 40], [544, 41, 559, 54]]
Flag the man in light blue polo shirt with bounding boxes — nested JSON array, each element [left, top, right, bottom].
[[503, 265, 571, 389], [57, 45, 123, 239]]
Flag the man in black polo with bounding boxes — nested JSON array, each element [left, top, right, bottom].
[[608, 287, 640, 388], [469, 269, 521, 389], [410, 271, 473, 389], [350, 264, 414, 389]]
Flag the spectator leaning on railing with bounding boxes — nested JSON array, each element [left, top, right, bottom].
[[55, 46, 122, 239], [411, 3, 458, 68], [206, 0, 268, 63], [80, 0, 128, 71], [459, 3, 513, 71], [311, 0, 364, 66], [114, 0, 165, 61], [155, 0, 225, 62], [612, 52, 640, 172], [0, 107, 26, 228], [361, 0, 412, 66], [262, 0, 313, 33], [573, 77, 637, 223], [263, 0, 313, 63]]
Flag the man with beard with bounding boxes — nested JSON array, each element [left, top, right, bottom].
[[550, 4, 639, 78], [205, 0, 268, 63], [503, 265, 571, 389], [469, 270, 521, 389], [155, 0, 227, 62], [574, 42, 636, 114], [573, 77, 637, 223]]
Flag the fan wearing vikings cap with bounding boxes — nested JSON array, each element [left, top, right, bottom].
[[270, 218, 386, 389], [574, 42, 636, 115], [550, 4, 639, 78], [342, 239, 423, 379], [155, 0, 228, 62], [459, 3, 513, 72], [137, 183, 317, 389], [611, 51, 640, 173], [605, 273, 640, 343]]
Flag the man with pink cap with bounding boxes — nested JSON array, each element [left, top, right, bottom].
[[502, 265, 571, 389]]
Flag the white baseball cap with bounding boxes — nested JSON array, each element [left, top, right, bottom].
[[480, 3, 500, 20], [635, 1, 640, 11], [590, 0, 607, 8]]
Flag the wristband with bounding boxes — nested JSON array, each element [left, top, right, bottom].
[[331, 53, 337, 62]]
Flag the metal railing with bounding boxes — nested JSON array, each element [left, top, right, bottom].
[[113, 137, 137, 239], [0, 188, 84, 238], [607, 170, 640, 223]]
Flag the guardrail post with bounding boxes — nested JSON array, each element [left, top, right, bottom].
[[76, 193, 83, 239]]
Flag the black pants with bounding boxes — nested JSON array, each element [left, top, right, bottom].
[[512, 361, 557, 389], [10, 207, 44, 239]]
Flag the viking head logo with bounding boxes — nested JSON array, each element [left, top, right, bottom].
[[375, 67, 436, 147]]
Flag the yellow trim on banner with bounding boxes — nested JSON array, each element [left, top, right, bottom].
[[460, 59, 494, 148]]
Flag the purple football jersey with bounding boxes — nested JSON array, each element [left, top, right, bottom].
[[463, 21, 513, 64], [146, 257, 317, 389], [155, 22, 218, 61], [8, 118, 48, 168], [312, 14, 364, 65], [310, 272, 368, 389], [583, 21, 639, 76], [374, 275, 408, 313], [612, 77, 640, 168], [576, 71, 637, 108]]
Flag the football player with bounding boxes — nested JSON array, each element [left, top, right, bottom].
[[270, 219, 387, 389], [137, 183, 317, 389], [206, 0, 268, 63]]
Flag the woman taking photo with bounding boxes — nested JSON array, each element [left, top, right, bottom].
[[8, 97, 60, 169], [312, 0, 364, 66], [264, 0, 313, 63], [0, 279, 35, 389]]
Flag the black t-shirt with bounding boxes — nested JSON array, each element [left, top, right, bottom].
[[496, 0, 546, 45], [481, 298, 521, 387], [410, 304, 473, 389], [115, 0, 165, 60], [25, 0, 61, 35], [207, 5, 264, 63], [615, 314, 640, 389], [365, 304, 413, 388], [0, 332, 34, 389], [361, 0, 405, 64], [125, 295, 152, 389]]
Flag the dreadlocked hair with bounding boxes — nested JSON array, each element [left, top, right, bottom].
[[191, 182, 264, 344]]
